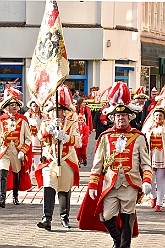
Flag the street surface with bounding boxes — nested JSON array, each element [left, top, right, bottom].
[[1, 132, 165, 247]]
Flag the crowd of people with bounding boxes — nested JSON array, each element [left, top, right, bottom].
[[0, 82, 164, 248]]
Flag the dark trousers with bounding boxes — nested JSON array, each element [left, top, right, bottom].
[[58, 190, 71, 221], [43, 187, 71, 221], [0, 169, 9, 207]]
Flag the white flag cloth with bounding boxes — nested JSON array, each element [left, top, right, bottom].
[[27, 0, 69, 107]]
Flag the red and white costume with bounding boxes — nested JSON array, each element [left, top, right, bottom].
[[77, 125, 152, 231], [24, 109, 47, 168], [76, 105, 93, 133], [77, 82, 152, 247], [75, 117, 89, 164], [35, 112, 81, 191], [0, 112, 32, 191], [145, 124, 165, 207]]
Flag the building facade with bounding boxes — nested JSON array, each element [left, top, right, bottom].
[[1, 1, 161, 103], [141, 2, 165, 95]]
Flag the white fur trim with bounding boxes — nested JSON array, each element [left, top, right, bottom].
[[128, 103, 142, 112], [102, 106, 115, 115]]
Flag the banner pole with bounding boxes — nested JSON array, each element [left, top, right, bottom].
[[56, 89, 61, 167]]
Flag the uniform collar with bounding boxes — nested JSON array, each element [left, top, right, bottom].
[[112, 124, 132, 133]]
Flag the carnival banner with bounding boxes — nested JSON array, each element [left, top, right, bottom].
[[27, 0, 69, 106]]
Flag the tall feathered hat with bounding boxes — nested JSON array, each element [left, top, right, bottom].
[[0, 86, 24, 109], [100, 86, 112, 103], [103, 81, 142, 121], [134, 86, 149, 99], [44, 84, 75, 113], [58, 84, 75, 111]]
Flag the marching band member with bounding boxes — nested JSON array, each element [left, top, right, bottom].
[[0, 87, 32, 207], [36, 85, 81, 231], [77, 82, 152, 248], [24, 98, 47, 184], [141, 87, 158, 125], [130, 86, 149, 131], [144, 106, 165, 212]]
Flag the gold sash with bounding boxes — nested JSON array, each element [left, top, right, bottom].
[[102, 132, 140, 174], [1, 118, 22, 142]]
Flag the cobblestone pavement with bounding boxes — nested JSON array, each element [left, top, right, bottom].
[[1, 132, 165, 247]]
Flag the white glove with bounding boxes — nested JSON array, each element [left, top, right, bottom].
[[142, 182, 152, 195], [46, 118, 61, 134], [89, 189, 97, 200], [53, 130, 63, 140], [62, 134, 70, 144], [53, 118, 61, 127], [18, 151, 24, 159], [46, 125, 54, 134]]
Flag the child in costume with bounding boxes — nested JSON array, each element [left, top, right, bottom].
[[75, 114, 89, 167]]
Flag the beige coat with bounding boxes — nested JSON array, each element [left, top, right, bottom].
[[89, 126, 152, 192], [38, 112, 81, 192], [0, 113, 32, 172], [24, 111, 47, 154]]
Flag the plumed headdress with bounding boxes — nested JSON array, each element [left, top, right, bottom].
[[102, 81, 142, 121], [0, 86, 24, 109], [100, 86, 112, 103], [57, 84, 75, 111], [134, 86, 149, 99], [151, 87, 158, 95], [43, 84, 76, 113]]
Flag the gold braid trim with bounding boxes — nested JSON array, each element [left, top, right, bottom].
[[20, 143, 30, 154], [102, 133, 140, 174], [89, 175, 99, 185], [1, 118, 22, 141]]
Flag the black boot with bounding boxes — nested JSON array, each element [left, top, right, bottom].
[[102, 217, 121, 248], [83, 159, 87, 166], [0, 169, 8, 208], [37, 217, 52, 231], [120, 213, 133, 248], [13, 172, 20, 205], [58, 190, 71, 228], [37, 187, 55, 231]]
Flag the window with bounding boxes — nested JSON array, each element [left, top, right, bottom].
[[69, 61, 86, 75], [0, 59, 23, 99]]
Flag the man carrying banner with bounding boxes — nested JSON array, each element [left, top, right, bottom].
[[77, 82, 152, 248], [0, 87, 32, 208], [35, 84, 81, 231], [26, 0, 79, 231]]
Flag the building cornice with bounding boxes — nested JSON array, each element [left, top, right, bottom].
[[0, 22, 102, 29], [141, 33, 165, 45]]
